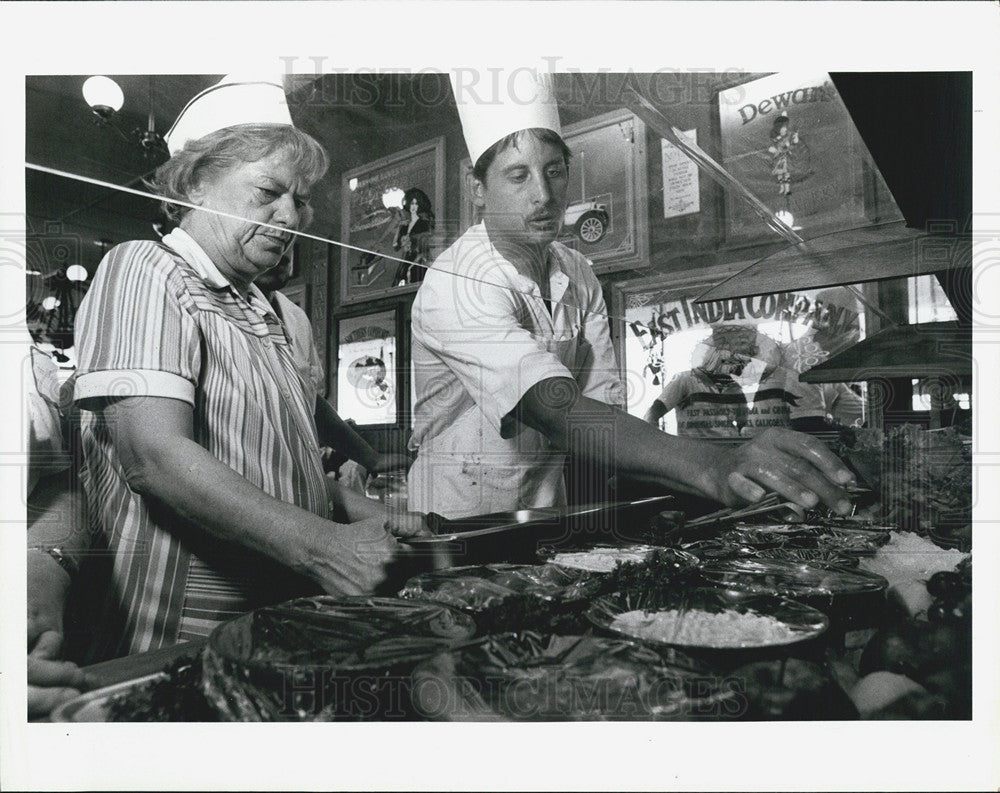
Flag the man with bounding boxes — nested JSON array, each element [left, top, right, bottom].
[[408, 68, 855, 520], [255, 255, 409, 482]]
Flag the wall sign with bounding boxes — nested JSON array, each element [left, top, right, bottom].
[[661, 129, 700, 219]]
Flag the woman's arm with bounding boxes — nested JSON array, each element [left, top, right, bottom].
[[104, 395, 397, 596]]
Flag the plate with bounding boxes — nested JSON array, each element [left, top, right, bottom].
[[399, 563, 602, 612], [50, 674, 165, 723], [411, 633, 739, 721], [587, 588, 829, 651]]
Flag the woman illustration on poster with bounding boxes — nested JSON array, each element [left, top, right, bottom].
[[392, 187, 435, 286], [768, 112, 799, 200]]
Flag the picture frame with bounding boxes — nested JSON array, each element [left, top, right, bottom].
[[332, 307, 402, 427], [457, 110, 649, 275], [716, 72, 873, 245], [339, 137, 446, 305]]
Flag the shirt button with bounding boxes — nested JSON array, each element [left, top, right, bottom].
[[262, 338, 272, 347]]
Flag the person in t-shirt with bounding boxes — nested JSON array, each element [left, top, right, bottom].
[[643, 324, 757, 438]]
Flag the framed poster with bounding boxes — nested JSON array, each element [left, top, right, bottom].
[[613, 269, 868, 437], [559, 110, 649, 273], [333, 308, 400, 427], [456, 110, 649, 274], [340, 137, 445, 305], [717, 72, 870, 243]]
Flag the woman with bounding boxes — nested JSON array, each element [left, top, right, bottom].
[[72, 78, 401, 658], [391, 187, 435, 285]]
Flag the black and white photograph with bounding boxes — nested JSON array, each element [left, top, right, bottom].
[[2, 3, 998, 792]]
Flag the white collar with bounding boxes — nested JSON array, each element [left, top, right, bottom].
[[469, 221, 571, 303], [162, 227, 273, 315]]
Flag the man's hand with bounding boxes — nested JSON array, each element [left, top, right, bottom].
[[705, 428, 855, 513], [306, 517, 400, 596]]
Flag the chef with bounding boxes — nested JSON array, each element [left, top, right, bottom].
[[407, 67, 856, 520]]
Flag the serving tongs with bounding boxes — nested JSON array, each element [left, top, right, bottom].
[[685, 494, 807, 529], [657, 486, 870, 545]]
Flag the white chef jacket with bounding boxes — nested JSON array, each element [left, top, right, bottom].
[[408, 223, 624, 519]]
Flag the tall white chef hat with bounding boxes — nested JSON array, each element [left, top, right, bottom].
[[165, 73, 293, 156], [450, 66, 562, 167]]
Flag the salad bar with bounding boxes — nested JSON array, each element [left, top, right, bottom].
[[54, 462, 972, 723]]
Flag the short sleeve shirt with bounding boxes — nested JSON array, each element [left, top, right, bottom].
[[73, 229, 328, 655], [408, 223, 624, 519], [655, 369, 745, 438]]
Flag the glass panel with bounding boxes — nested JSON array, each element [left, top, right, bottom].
[[624, 283, 867, 437], [907, 274, 957, 324]]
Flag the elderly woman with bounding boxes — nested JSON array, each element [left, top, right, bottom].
[[72, 76, 399, 658]]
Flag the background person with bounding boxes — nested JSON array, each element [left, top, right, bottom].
[[25, 336, 94, 717]]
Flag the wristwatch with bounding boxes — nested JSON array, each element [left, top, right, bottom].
[[28, 546, 79, 577]]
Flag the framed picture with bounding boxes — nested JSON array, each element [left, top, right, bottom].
[[612, 269, 868, 436], [457, 110, 649, 274], [717, 72, 875, 244], [333, 308, 401, 427], [340, 137, 445, 305]]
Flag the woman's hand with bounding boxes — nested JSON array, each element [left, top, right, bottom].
[[305, 516, 400, 596], [385, 511, 433, 540], [703, 428, 855, 513]]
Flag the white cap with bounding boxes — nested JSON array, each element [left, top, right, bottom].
[[450, 67, 561, 167], [165, 73, 293, 155]]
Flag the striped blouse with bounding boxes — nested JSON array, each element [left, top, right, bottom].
[[73, 229, 329, 657]]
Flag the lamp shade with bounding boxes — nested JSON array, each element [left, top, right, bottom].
[[65, 264, 88, 282], [82, 76, 124, 112]]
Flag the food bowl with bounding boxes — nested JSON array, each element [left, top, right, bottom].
[[586, 587, 829, 661]]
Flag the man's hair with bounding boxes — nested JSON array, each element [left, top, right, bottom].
[[472, 127, 572, 183], [147, 123, 329, 224]]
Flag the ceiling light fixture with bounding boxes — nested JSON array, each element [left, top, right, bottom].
[[82, 75, 124, 119], [83, 75, 168, 159]]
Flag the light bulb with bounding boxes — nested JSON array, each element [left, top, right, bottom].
[[381, 187, 405, 209], [41, 296, 61, 311], [66, 264, 88, 282], [82, 76, 124, 113]]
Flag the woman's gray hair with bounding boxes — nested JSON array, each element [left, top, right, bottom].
[[147, 123, 329, 223]]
